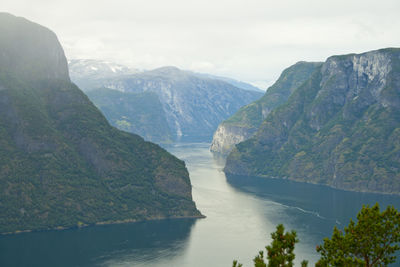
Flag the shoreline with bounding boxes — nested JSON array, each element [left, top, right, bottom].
[[0, 214, 206, 236], [225, 172, 400, 197]]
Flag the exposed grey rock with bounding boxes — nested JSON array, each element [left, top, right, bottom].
[[210, 62, 322, 154], [70, 65, 263, 142], [0, 12, 69, 82], [225, 48, 400, 195], [210, 124, 257, 155]]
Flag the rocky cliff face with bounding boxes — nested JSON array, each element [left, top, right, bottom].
[[0, 13, 69, 83], [71, 65, 263, 142], [225, 48, 400, 194], [210, 124, 257, 155], [0, 13, 202, 234], [211, 62, 322, 154]]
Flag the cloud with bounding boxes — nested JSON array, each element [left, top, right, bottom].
[[2, 0, 400, 84]]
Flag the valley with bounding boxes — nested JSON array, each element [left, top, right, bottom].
[[1, 6, 400, 267], [69, 61, 263, 143], [1, 143, 400, 266]]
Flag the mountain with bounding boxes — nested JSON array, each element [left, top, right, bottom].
[[193, 73, 264, 92], [70, 65, 263, 142], [68, 59, 139, 91], [86, 88, 173, 143], [69, 60, 263, 93], [225, 48, 400, 194], [0, 13, 201, 234], [211, 62, 322, 154], [0, 14, 69, 83]]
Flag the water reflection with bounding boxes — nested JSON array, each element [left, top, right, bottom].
[[226, 174, 400, 225], [0, 219, 196, 267], [226, 174, 400, 265], [2, 143, 400, 267]]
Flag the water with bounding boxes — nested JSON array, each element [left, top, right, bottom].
[[1, 142, 400, 267]]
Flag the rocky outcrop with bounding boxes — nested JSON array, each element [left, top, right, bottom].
[[0, 13, 202, 234], [211, 62, 322, 154], [0, 13, 69, 82], [225, 48, 400, 195], [210, 123, 257, 155]]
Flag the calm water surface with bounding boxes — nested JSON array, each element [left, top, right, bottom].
[[1, 143, 400, 267]]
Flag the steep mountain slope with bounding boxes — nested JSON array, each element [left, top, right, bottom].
[[225, 48, 400, 194], [71, 65, 263, 141], [0, 13, 69, 82], [86, 88, 172, 143], [0, 13, 201, 234], [211, 62, 322, 154]]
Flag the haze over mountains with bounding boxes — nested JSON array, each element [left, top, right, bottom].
[[1, 8, 399, 240], [68, 59, 140, 90], [69, 61, 263, 143], [225, 48, 400, 195], [86, 88, 173, 143], [0, 12, 201, 233]]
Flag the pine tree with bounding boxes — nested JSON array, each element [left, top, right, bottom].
[[232, 204, 400, 267], [316, 203, 400, 267], [233, 224, 307, 267], [266, 224, 298, 267]]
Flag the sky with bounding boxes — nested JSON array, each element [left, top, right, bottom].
[[2, 0, 400, 89]]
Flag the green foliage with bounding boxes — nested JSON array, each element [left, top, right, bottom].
[[316, 203, 400, 267], [232, 204, 400, 267], [253, 251, 267, 267], [266, 224, 298, 267], [225, 48, 400, 194], [233, 260, 243, 267], [0, 12, 201, 234], [225, 62, 322, 129], [233, 224, 305, 267], [0, 75, 200, 234], [86, 88, 173, 143]]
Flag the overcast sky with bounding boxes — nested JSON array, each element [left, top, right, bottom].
[[3, 0, 400, 88]]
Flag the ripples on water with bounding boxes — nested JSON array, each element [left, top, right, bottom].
[[1, 143, 400, 266]]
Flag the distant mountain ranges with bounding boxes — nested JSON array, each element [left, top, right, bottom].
[[0, 12, 202, 234], [69, 60, 263, 143], [221, 48, 400, 195], [68, 59, 140, 89], [1, 11, 399, 239]]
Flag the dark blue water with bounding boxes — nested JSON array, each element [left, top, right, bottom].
[[1, 143, 400, 266]]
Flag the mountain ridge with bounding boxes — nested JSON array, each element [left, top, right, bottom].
[[211, 61, 322, 154], [225, 48, 400, 195], [0, 12, 70, 83], [0, 13, 202, 234], [70, 62, 263, 142]]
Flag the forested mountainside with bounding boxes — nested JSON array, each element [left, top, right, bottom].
[[225, 48, 400, 194], [0, 13, 201, 234], [211, 62, 321, 154], [86, 88, 172, 143], [70, 63, 263, 142]]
